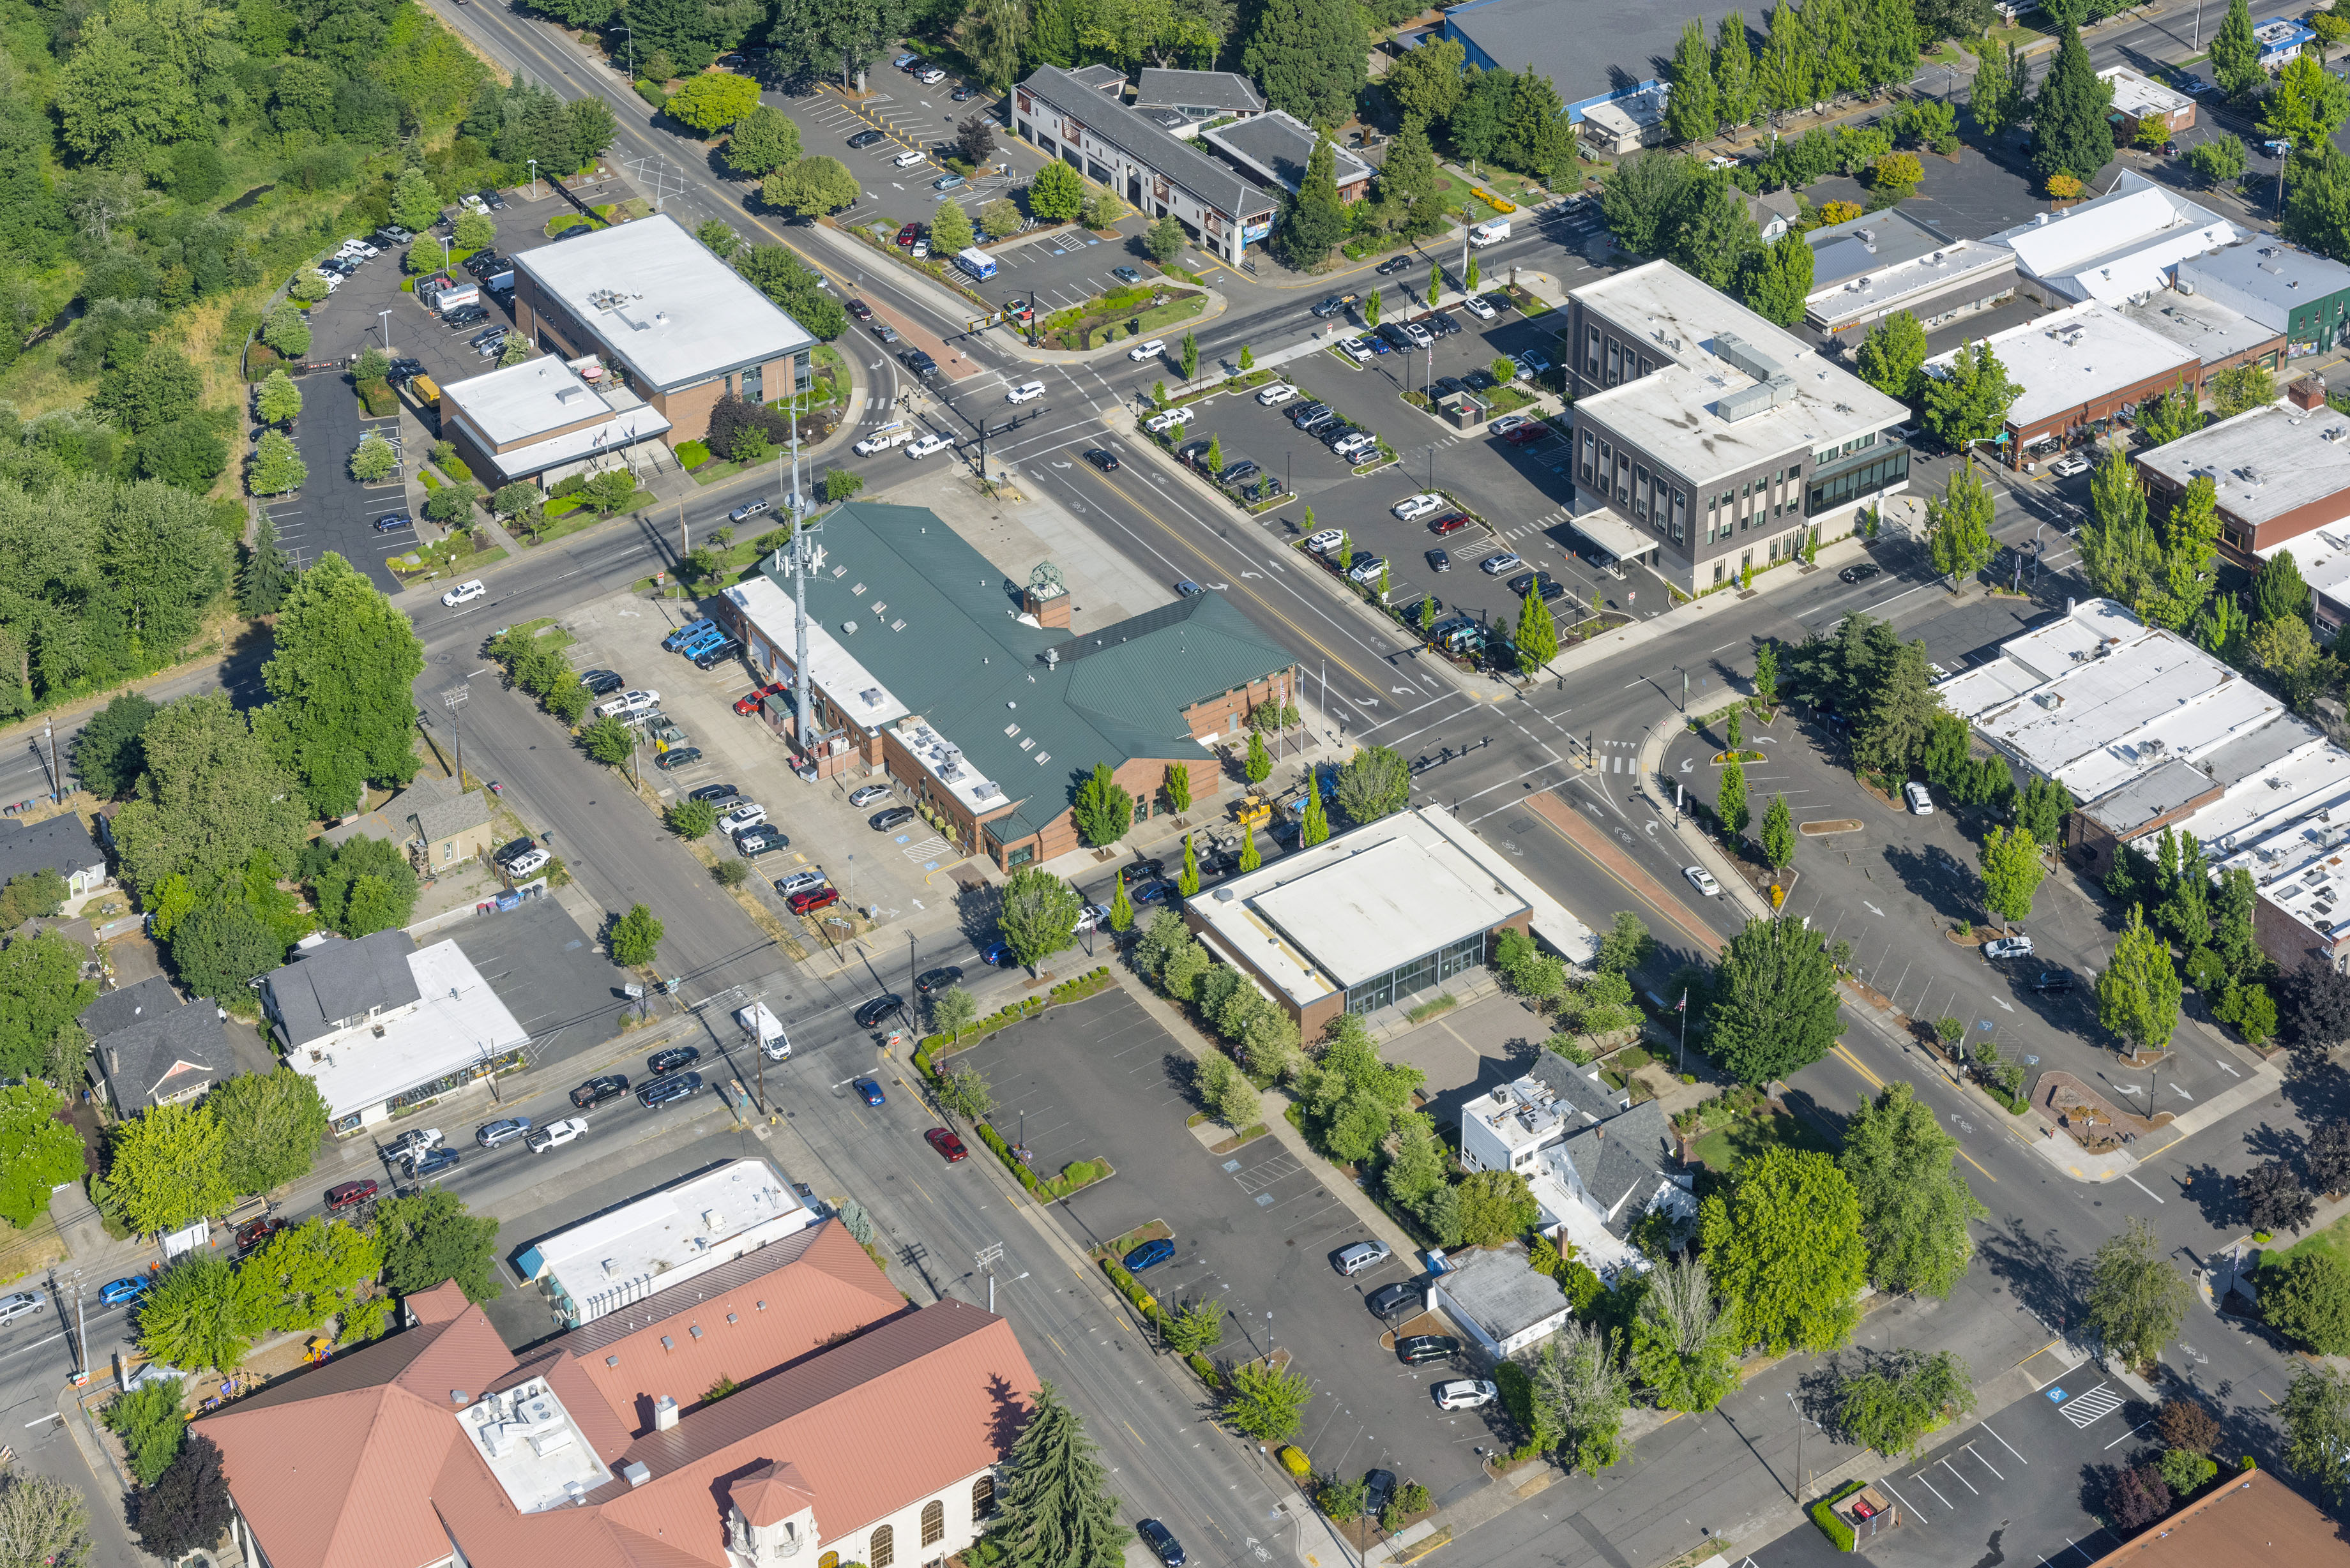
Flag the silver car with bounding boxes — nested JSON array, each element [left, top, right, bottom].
[[849, 784, 892, 808], [0, 1291, 45, 1326]]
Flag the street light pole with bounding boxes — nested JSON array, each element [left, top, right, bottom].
[[527, 158, 539, 202], [377, 308, 393, 354]]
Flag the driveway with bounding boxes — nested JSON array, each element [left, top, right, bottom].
[[957, 990, 1503, 1507]]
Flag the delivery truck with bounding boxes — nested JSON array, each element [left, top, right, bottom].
[[736, 1002, 790, 1060]]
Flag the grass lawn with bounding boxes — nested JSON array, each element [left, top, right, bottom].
[[504, 617, 574, 653], [524, 493, 657, 545], [2265, 1210, 2350, 1267], [1041, 289, 1208, 351], [1688, 1106, 1836, 1173], [393, 541, 508, 583]]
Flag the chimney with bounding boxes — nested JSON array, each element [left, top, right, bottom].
[[654, 1395, 679, 1432]]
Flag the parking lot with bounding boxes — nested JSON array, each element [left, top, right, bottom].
[[957, 990, 1503, 1507]]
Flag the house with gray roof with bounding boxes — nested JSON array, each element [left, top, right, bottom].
[[1133, 70, 1266, 134], [83, 974, 231, 1109], [1014, 66, 1281, 260], [1430, 1242, 1572, 1359], [711, 502, 1298, 871], [261, 928, 422, 1052], [1200, 110, 1371, 204], [0, 813, 107, 899]]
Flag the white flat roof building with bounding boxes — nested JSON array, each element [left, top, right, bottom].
[[1992, 171, 2236, 308], [513, 1159, 815, 1327], [439, 356, 674, 486], [2098, 65, 2193, 123], [2134, 404, 2350, 558], [1924, 301, 2199, 439], [289, 937, 531, 1128]]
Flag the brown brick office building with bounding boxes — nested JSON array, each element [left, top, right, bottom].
[[510, 214, 816, 447], [711, 502, 1300, 871], [2134, 402, 2350, 569]]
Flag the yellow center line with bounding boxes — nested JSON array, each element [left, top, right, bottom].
[[1829, 1043, 1883, 1090], [1123, 1419, 1147, 1447], [1955, 1147, 1997, 1183]]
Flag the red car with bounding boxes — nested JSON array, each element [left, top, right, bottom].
[[788, 885, 840, 915], [235, 1217, 285, 1255], [846, 298, 874, 320], [734, 681, 786, 715], [895, 223, 920, 248], [925, 1127, 969, 1163], [325, 1179, 377, 1212], [1503, 423, 1550, 446], [1429, 514, 1469, 536]]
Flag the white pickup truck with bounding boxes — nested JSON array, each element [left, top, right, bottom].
[[854, 421, 913, 455], [526, 1118, 589, 1154]]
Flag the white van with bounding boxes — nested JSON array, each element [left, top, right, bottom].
[[736, 1001, 791, 1060], [1469, 218, 1511, 247], [854, 421, 913, 455], [1005, 381, 1045, 404], [955, 246, 998, 282]]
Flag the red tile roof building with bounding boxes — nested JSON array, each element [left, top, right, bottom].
[[202, 1219, 1037, 1568]]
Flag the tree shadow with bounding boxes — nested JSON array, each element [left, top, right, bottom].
[[954, 879, 1004, 946], [1877, 841, 1978, 926], [1975, 1214, 2083, 1334]]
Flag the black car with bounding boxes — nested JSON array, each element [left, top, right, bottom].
[[464, 251, 508, 278], [373, 512, 413, 533], [1429, 310, 1463, 336], [1425, 548, 1450, 571], [1462, 368, 1497, 392], [580, 668, 624, 695], [845, 298, 873, 320], [406, 1146, 459, 1179], [847, 128, 887, 148], [693, 642, 739, 670], [386, 356, 425, 382], [639, 1072, 702, 1109], [1219, 460, 1260, 484], [1839, 562, 1882, 584], [1086, 448, 1120, 471], [481, 188, 507, 210], [870, 805, 917, 831], [1363, 1470, 1396, 1518], [1433, 375, 1467, 399], [688, 782, 739, 803], [1396, 1334, 1462, 1365], [648, 1044, 702, 1075], [916, 965, 964, 995], [1365, 1279, 1421, 1317], [570, 1074, 629, 1109], [2028, 969, 2075, 993], [1375, 253, 1415, 276], [444, 304, 489, 328], [1137, 1520, 1186, 1568], [854, 993, 905, 1029]]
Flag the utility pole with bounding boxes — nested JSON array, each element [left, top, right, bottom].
[[444, 688, 469, 786], [42, 720, 59, 801], [527, 158, 539, 201], [976, 1243, 1003, 1312]]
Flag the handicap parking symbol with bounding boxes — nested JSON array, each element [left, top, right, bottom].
[[2045, 1386, 2068, 1404]]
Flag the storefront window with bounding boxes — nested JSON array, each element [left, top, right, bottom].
[[1345, 931, 1490, 1014]]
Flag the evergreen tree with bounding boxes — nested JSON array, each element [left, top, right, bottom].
[[1516, 589, 1559, 668], [1741, 231, 1814, 326], [2031, 27, 2114, 188], [999, 1383, 1132, 1568], [1240, 0, 1366, 131], [239, 513, 294, 616], [1968, 41, 2023, 138], [1275, 137, 1346, 268], [1501, 69, 1573, 183], [1672, 175, 1763, 289], [1375, 120, 1442, 236], [1869, 0, 1922, 89], [2211, 0, 2262, 96], [1667, 20, 1721, 145], [1300, 780, 1330, 847], [1715, 13, 1760, 128]]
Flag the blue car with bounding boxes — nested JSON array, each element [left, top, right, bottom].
[[663, 618, 716, 651], [979, 939, 1017, 967], [680, 629, 729, 659], [1133, 880, 1178, 905], [1123, 1239, 1175, 1272], [99, 1276, 149, 1307], [853, 1078, 886, 1106]]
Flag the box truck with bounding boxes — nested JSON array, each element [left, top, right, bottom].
[[736, 1002, 790, 1060], [1468, 218, 1511, 247]]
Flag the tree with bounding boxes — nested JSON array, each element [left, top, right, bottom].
[[2098, 905, 2182, 1057], [255, 369, 303, 428], [579, 716, 636, 766], [931, 200, 974, 255], [997, 1382, 1132, 1568], [1717, 752, 1749, 838], [2283, 1365, 2350, 1495], [1666, 19, 1720, 144], [1834, 1349, 1976, 1458], [1240, 0, 1365, 130], [2032, 27, 2115, 186], [1921, 340, 2020, 453], [762, 156, 862, 217], [2185, 134, 2249, 190], [2238, 1159, 2318, 1235], [1713, 11, 1759, 127], [1027, 160, 1086, 223], [1275, 133, 1347, 268], [249, 430, 307, 496], [667, 71, 762, 135], [1164, 1297, 1224, 1355], [0, 1468, 89, 1567], [375, 1187, 502, 1301], [1851, 634, 1939, 778], [1743, 232, 1814, 328], [666, 797, 719, 841], [2081, 443, 2164, 610], [1456, 1169, 1538, 1246], [1710, 915, 1844, 1087], [1749, 794, 1794, 875], [1630, 1256, 1739, 1412], [1534, 1323, 1632, 1475], [725, 105, 803, 177], [1671, 174, 1763, 290], [939, 1064, 994, 1124], [1699, 1147, 1867, 1353], [236, 1217, 381, 1333], [609, 903, 663, 967], [1515, 585, 1560, 669], [260, 555, 423, 819], [0, 930, 93, 1083], [1976, 824, 2045, 928], [106, 1100, 229, 1235], [1501, 68, 1573, 185], [1164, 762, 1193, 815], [2211, 0, 2263, 95], [984, 199, 1026, 239], [0, 1084, 84, 1227], [932, 986, 980, 1043], [2158, 1395, 2222, 1456], [1335, 744, 1409, 824], [1840, 1082, 1986, 1298], [241, 513, 294, 617], [1224, 1357, 1313, 1440], [1927, 463, 1996, 587], [2265, 1246, 2350, 1353], [1181, 334, 1202, 382], [133, 1429, 231, 1558], [70, 691, 156, 802], [1143, 214, 1186, 262], [1074, 764, 1137, 847], [2210, 362, 2278, 418], [1968, 40, 2025, 137], [1243, 731, 1272, 785], [2310, 1117, 2350, 1195], [1300, 779, 1330, 847], [1196, 1051, 1260, 1129], [207, 1071, 329, 1198], [138, 1255, 256, 1371], [1178, 834, 1202, 898], [2086, 1216, 2194, 1369], [1000, 866, 1082, 967], [2254, 550, 2312, 626]]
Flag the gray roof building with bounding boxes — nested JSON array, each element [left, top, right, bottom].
[[1199, 110, 1372, 200], [2122, 292, 2284, 370], [1439, 0, 1745, 117], [1430, 1242, 1573, 1358], [2133, 403, 2350, 558], [1065, 63, 1126, 94], [1133, 69, 1266, 119], [0, 814, 106, 896], [2176, 235, 2350, 345], [1552, 1099, 1679, 1236], [83, 975, 231, 1109], [1014, 66, 1279, 258], [404, 775, 493, 848], [262, 928, 422, 1052]]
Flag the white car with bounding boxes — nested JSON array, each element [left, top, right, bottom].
[[892, 149, 927, 168], [1463, 294, 1497, 321], [1256, 384, 1297, 406], [338, 240, 378, 259], [916, 66, 946, 82], [526, 1118, 589, 1153], [442, 580, 487, 608], [1399, 320, 1434, 349], [503, 848, 551, 880], [1433, 1379, 1498, 1411], [1128, 338, 1166, 362], [1304, 529, 1344, 554], [1338, 336, 1375, 361], [1331, 432, 1377, 457], [1683, 866, 1722, 897], [1488, 412, 1532, 435], [1392, 493, 1444, 522], [1983, 935, 2035, 961], [598, 689, 660, 718], [1005, 381, 1045, 404], [720, 803, 769, 833], [2050, 452, 2091, 478], [1073, 902, 1109, 933], [1347, 557, 1388, 584], [1480, 552, 1522, 575], [1143, 407, 1192, 433], [906, 433, 951, 458], [1904, 781, 1934, 816]]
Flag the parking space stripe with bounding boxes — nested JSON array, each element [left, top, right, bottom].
[[1908, 1471, 1953, 1509], [1978, 1421, 2029, 1464], [1873, 1477, 1929, 1523], [1936, 1456, 1978, 1494], [1962, 1442, 2003, 1481]]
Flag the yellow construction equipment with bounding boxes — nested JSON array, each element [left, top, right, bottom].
[[1234, 792, 1271, 832]]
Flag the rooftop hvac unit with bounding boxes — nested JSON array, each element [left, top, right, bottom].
[[2176, 278, 2197, 295], [1712, 331, 1784, 385]]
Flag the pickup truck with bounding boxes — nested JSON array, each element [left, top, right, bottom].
[[526, 1118, 589, 1153]]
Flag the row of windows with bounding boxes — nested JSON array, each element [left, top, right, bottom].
[[810, 1479, 992, 1568], [1811, 432, 1877, 468], [1584, 325, 1655, 388], [1805, 448, 1910, 515]]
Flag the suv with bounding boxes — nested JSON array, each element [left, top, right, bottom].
[[729, 497, 771, 524], [1336, 1239, 1391, 1276], [474, 1117, 532, 1149], [639, 1073, 702, 1109], [571, 1074, 629, 1108], [1395, 1334, 1462, 1365]]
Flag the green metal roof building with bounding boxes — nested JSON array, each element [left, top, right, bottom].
[[715, 502, 1300, 870]]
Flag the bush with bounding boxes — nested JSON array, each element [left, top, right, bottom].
[[635, 79, 669, 110], [675, 439, 710, 469]]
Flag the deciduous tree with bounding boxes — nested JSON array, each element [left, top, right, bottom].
[[137, 1255, 256, 1371], [1665, 19, 1720, 144], [1926, 463, 1996, 587], [1630, 1256, 1739, 1412], [2238, 1158, 2317, 1235], [724, 105, 802, 177], [1699, 1147, 1867, 1353], [609, 903, 663, 967], [133, 1432, 232, 1560], [1840, 1082, 1986, 1297], [1978, 824, 2045, 925], [1833, 1348, 1976, 1458], [1335, 744, 1409, 824], [1761, 794, 1796, 871], [0, 1083, 85, 1227], [1921, 340, 2020, 453], [2211, 0, 2262, 94], [2098, 905, 2182, 1056], [2283, 1364, 2350, 1495], [376, 1187, 503, 1300], [667, 71, 761, 135], [2086, 1216, 2194, 1369], [106, 1099, 231, 1235], [1533, 1322, 1631, 1474], [2264, 1246, 2350, 1353], [762, 155, 861, 217], [260, 555, 423, 819], [1026, 160, 1086, 223], [999, 866, 1082, 967], [1239, 0, 1365, 130], [206, 1069, 330, 1198]]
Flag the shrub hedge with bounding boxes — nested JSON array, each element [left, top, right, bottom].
[[1808, 1481, 1865, 1551]]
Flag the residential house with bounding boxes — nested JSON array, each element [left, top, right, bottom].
[[0, 813, 107, 899], [81, 974, 231, 1110]]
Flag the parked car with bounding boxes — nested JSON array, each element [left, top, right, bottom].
[[1429, 310, 1463, 336], [1123, 1239, 1175, 1272], [474, 1117, 532, 1149], [407, 1147, 459, 1179], [665, 619, 716, 650], [1684, 866, 1722, 897], [847, 128, 887, 148], [1137, 1520, 1186, 1568], [526, 1118, 589, 1153], [1425, 548, 1450, 571], [99, 1276, 151, 1307], [692, 642, 739, 670], [1393, 493, 1443, 522], [373, 512, 413, 533], [788, 884, 841, 915], [639, 1073, 702, 1108], [1430, 514, 1470, 536], [1336, 1239, 1392, 1276], [1365, 1280, 1421, 1317], [1504, 422, 1550, 446], [1433, 1379, 1499, 1411], [979, 938, 1017, 966], [1347, 557, 1387, 585], [1904, 781, 1935, 815], [916, 965, 964, 994], [1983, 935, 2036, 960], [688, 782, 740, 804], [871, 805, 918, 831], [1463, 294, 1497, 320], [775, 870, 827, 897], [571, 1074, 629, 1108], [734, 824, 787, 856], [925, 1127, 970, 1163], [854, 994, 906, 1029], [1480, 553, 1522, 575], [729, 497, 771, 524], [1257, 384, 1297, 406], [719, 803, 769, 833], [849, 784, 893, 808], [2028, 969, 2075, 993], [653, 747, 702, 771], [1396, 1335, 1462, 1365], [1363, 1471, 1396, 1518]]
